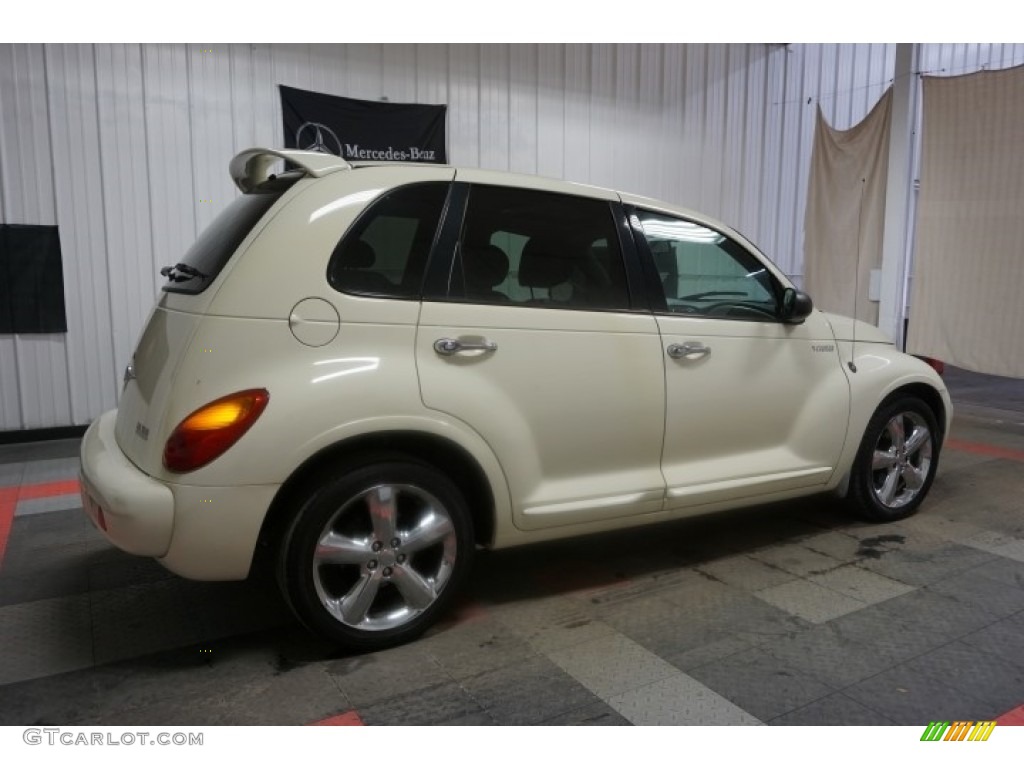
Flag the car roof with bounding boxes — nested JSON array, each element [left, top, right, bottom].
[[231, 147, 742, 245]]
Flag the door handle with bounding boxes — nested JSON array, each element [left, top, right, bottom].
[[434, 337, 498, 356], [667, 341, 711, 360]]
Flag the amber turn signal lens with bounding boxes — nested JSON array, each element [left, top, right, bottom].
[[163, 389, 269, 472]]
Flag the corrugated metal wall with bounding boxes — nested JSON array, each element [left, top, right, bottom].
[[0, 43, 902, 430]]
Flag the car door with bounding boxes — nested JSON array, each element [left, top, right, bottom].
[[416, 177, 666, 531], [626, 204, 850, 511]]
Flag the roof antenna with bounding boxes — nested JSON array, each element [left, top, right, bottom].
[[848, 177, 866, 374]]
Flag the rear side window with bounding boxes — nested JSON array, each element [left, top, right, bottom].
[[450, 185, 629, 311], [328, 183, 449, 298], [163, 174, 299, 294]]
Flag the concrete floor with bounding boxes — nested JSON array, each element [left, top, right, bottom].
[[0, 369, 1022, 726]]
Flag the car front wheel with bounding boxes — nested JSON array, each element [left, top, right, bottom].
[[847, 395, 941, 522], [278, 460, 474, 651]]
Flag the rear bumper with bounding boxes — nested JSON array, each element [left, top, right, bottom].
[[80, 410, 175, 557], [80, 409, 280, 581]]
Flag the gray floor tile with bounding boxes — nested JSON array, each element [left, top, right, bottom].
[[598, 593, 700, 649], [844, 663, 995, 725], [460, 655, 600, 725], [0, 565, 90, 607], [755, 579, 866, 623], [15, 495, 81, 516], [20, 457, 80, 485], [327, 644, 450, 708], [352, 681, 491, 726], [963, 617, 1024, 669], [87, 555, 177, 592], [608, 673, 762, 725], [872, 587, 1001, 641], [0, 595, 94, 686], [661, 632, 764, 672], [751, 544, 845, 577], [905, 640, 1024, 715], [100, 663, 347, 726], [490, 594, 617, 653], [760, 624, 902, 689], [965, 557, 1024, 589], [419, 616, 537, 680], [0, 439, 80, 465], [546, 632, 680, 700], [928, 569, 1024, 619], [798, 530, 864, 561], [0, 461, 24, 486], [964, 531, 1024, 563], [90, 580, 206, 665], [539, 701, 632, 725], [807, 564, 915, 605], [770, 692, 896, 725], [828, 605, 951, 664], [687, 647, 835, 722], [857, 542, 999, 587], [654, 569, 757, 616], [696, 554, 796, 592]]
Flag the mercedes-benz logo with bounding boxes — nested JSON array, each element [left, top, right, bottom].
[[295, 122, 342, 156]]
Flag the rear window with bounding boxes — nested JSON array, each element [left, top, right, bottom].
[[162, 174, 299, 294]]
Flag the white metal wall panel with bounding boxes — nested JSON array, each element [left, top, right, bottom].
[[0, 43, 1004, 431], [562, 45, 591, 185], [448, 45, 480, 169], [0, 43, 69, 430], [94, 44, 155, 377], [44, 44, 114, 428]]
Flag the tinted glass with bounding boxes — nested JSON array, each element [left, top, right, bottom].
[[328, 183, 449, 298], [451, 185, 629, 311], [636, 211, 780, 320], [163, 174, 299, 294]]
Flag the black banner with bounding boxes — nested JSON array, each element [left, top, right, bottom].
[[280, 85, 447, 164], [0, 224, 67, 334]]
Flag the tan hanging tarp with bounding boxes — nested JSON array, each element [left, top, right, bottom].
[[804, 89, 893, 325], [908, 65, 1024, 379]]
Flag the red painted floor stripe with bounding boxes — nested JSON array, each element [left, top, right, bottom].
[[0, 488, 17, 569], [946, 438, 1024, 463], [996, 704, 1024, 726], [16, 478, 81, 501], [308, 710, 364, 726], [0, 478, 81, 571]]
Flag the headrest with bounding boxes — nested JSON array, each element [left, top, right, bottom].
[[338, 240, 376, 269], [519, 238, 573, 288], [464, 244, 509, 288]]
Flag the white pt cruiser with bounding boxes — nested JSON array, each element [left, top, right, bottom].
[[80, 148, 952, 650]]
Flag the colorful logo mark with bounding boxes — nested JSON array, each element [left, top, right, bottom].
[[920, 721, 996, 741]]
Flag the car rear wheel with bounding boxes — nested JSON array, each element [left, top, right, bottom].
[[847, 395, 940, 522], [278, 460, 474, 651]]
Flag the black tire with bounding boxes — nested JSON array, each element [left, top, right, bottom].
[[847, 395, 941, 522], [278, 459, 474, 651]]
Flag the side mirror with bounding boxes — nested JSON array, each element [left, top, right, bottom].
[[779, 287, 813, 324]]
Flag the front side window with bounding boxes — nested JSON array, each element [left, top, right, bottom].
[[328, 183, 449, 298], [450, 185, 630, 311], [635, 211, 780, 321]]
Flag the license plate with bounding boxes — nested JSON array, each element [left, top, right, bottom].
[[81, 485, 106, 531]]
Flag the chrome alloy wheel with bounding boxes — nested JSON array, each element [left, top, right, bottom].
[[870, 411, 933, 509], [311, 483, 458, 632]]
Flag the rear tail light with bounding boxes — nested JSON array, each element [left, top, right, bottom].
[[163, 389, 269, 472], [916, 356, 946, 376]]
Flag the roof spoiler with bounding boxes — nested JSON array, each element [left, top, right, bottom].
[[229, 147, 351, 192]]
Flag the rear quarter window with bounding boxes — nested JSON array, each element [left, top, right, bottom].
[[327, 183, 450, 299]]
